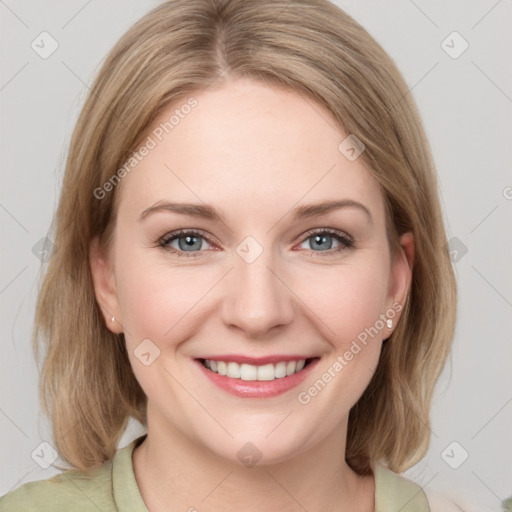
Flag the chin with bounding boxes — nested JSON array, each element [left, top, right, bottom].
[[199, 421, 316, 468]]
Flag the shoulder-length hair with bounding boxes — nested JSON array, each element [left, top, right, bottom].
[[34, 0, 456, 474]]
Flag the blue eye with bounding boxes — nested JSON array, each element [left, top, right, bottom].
[[299, 229, 353, 253], [158, 228, 353, 258], [159, 230, 212, 256]]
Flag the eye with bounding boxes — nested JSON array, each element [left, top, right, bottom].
[[298, 228, 353, 254], [157, 228, 354, 258], [158, 230, 214, 256]]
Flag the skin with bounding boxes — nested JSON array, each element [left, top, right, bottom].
[[90, 77, 414, 512]]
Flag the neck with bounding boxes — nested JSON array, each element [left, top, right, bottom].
[[132, 405, 374, 512]]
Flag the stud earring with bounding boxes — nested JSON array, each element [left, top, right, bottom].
[[386, 319, 392, 329], [111, 316, 116, 323]]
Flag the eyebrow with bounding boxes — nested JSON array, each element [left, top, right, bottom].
[[138, 199, 372, 223]]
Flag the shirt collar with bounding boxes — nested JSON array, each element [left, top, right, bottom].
[[112, 433, 149, 511]]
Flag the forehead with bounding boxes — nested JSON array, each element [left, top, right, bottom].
[[116, 78, 385, 223]]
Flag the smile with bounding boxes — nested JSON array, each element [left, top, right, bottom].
[[201, 358, 312, 381], [196, 356, 319, 398]]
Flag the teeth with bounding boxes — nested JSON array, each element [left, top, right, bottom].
[[286, 361, 297, 376], [202, 359, 308, 381], [257, 363, 275, 381], [227, 361, 241, 378], [274, 361, 287, 378], [240, 363, 258, 381], [217, 361, 227, 376]]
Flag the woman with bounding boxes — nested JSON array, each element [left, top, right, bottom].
[[0, 0, 456, 510]]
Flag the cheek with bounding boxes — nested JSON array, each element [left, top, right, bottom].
[[293, 258, 389, 347], [115, 253, 217, 347], [115, 255, 218, 404], [116, 249, 389, 348], [292, 261, 389, 413]]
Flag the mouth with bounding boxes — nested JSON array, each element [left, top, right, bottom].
[[199, 357, 316, 381], [194, 355, 320, 398]]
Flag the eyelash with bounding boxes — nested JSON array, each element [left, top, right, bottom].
[[157, 228, 354, 258]]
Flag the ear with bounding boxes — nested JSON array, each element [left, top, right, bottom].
[[89, 236, 123, 334], [386, 231, 414, 329]]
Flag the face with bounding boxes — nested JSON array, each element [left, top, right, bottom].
[[91, 77, 412, 465]]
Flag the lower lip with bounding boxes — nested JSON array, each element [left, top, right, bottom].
[[195, 358, 319, 398]]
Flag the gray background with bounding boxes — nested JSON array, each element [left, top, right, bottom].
[[1, 0, 511, 509]]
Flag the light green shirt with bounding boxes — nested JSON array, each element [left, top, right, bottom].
[[0, 434, 430, 511]]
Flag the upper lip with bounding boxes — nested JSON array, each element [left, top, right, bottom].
[[196, 354, 318, 365]]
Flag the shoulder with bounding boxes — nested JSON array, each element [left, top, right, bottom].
[[373, 462, 431, 512], [0, 462, 115, 512]]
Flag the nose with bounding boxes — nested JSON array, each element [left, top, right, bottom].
[[220, 249, 295, 338]]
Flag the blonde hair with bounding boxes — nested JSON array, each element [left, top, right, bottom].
[[34, 0, 457, 475]]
